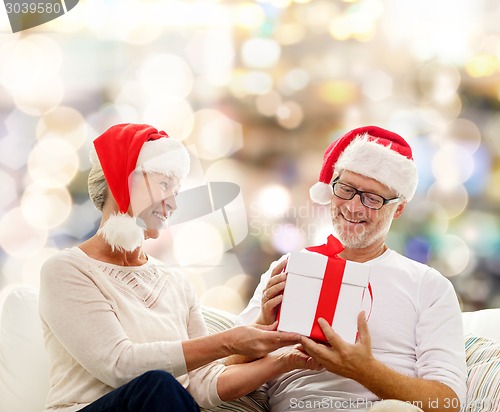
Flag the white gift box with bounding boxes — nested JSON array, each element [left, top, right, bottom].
[[277, 251, 370, 343]]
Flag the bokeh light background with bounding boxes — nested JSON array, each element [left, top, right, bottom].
[[0, 0, 500, 314]]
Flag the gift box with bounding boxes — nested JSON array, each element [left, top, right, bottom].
[[277, 238, 370, 344]]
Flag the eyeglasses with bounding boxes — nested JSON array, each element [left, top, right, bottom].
[[332, 180, 400, 210]]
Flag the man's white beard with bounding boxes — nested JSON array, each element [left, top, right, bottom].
[[332, 210, 393, 250], [333, 222, 372, 249]]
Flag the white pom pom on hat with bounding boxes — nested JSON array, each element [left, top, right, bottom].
[[92, 123, 190, 252], [309, 125, 418, 205]]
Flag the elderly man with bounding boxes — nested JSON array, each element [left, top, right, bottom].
[[236, 126, 467, 412]]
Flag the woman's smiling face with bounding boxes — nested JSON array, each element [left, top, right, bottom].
[[129, 171, 180, 238]]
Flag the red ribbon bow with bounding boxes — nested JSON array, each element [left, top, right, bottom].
[[306, 234, 344, 257], [305, 235, 346, 342]]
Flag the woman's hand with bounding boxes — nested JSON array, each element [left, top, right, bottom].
[[225, 322, 301, 360], [274, 344, 324, 373], [256, 258, 288, 325]]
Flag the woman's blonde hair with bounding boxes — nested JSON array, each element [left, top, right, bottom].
[[88, 162, 109, 211]]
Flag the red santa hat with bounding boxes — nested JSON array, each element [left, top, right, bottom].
[[309, 125, 418, 205], [91, 123, 190, 251]]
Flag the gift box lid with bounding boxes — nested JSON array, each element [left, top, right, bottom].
[[286, 251, 369, 287], [286, 251, 328, 280]]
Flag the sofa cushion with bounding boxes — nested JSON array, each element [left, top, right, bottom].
[[464, 334, 500, 412], [1, 286, 498, 412]]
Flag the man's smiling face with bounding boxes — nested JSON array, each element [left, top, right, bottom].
[[330, 170, 404, 249]]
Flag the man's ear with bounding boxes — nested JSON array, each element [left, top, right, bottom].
[[393, 200, 407, 219]]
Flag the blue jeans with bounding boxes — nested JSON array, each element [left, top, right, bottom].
[[79, 370, 200, 412]]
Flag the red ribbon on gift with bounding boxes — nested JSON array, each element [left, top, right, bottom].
[[306, 234, 373, 342], [306, 235, 345, 342]]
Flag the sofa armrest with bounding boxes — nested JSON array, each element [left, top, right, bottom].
[[462, 309, 500, 342], [0, 286, 49, 412]]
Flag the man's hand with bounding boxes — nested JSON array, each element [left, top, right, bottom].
[[256, 258, 288, 325], [300, 312, 375, 381]]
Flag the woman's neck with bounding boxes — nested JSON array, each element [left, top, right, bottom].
[[79, 234, 148, 266]]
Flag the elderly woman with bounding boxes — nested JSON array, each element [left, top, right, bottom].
[[39, 123, 318, 412]]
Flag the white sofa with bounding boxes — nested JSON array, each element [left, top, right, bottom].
[[1, 286, 499, 412]]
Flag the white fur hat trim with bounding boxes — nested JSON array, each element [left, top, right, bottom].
[[335, 136, 418, 201], [136, 138, 190, 179], [309, 182, 334, 205], [97, 213, 145, 252]]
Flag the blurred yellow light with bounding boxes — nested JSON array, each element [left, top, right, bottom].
[[432, 235, 471, 277], [0, 35, 64, 116], [268, 0, 292, 8], [442, 118, 482, 153], [13, 79, 64, 116], [37, 106, 88, 150], [185, 27, 234, 87], [426, 182, 468, 219], [417, 62, 461, 103], [143, 97, 194, 141], [233, 2, 266, 29], [0, 208, 48, 258], [274, 23, 306, 45], [189, 109, 243, 160], [280, 68, 310, 93], [173, 221, 224, 266], [276, 101, 304, 129], [432, 143, 474, 186], [139, 54, 193, 99], [465, 54, 498, 78], [328, 11, 375, 42], [21, 185, 72, 230], [201, 285, 246, 314], [313, 224, 336, 246], [106, 0, 162, 44], [21, 247, 59, 289], [225, 273, 255, 295], [362, 70, 393, 102], [205, 159, 246, 186], [0, 35, 62, 94], [271, 223, 306, 253], [183, 269, 208, 297], [329, 16, 351, 41], [28, 137, 79, 188], [241, 38, 281, 69], [318, 80, 358, 105], [238, 71, 273, 96], [487, 167, 500, 202], [255, 185, 291, 218], [120, 17, 163, 46]]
